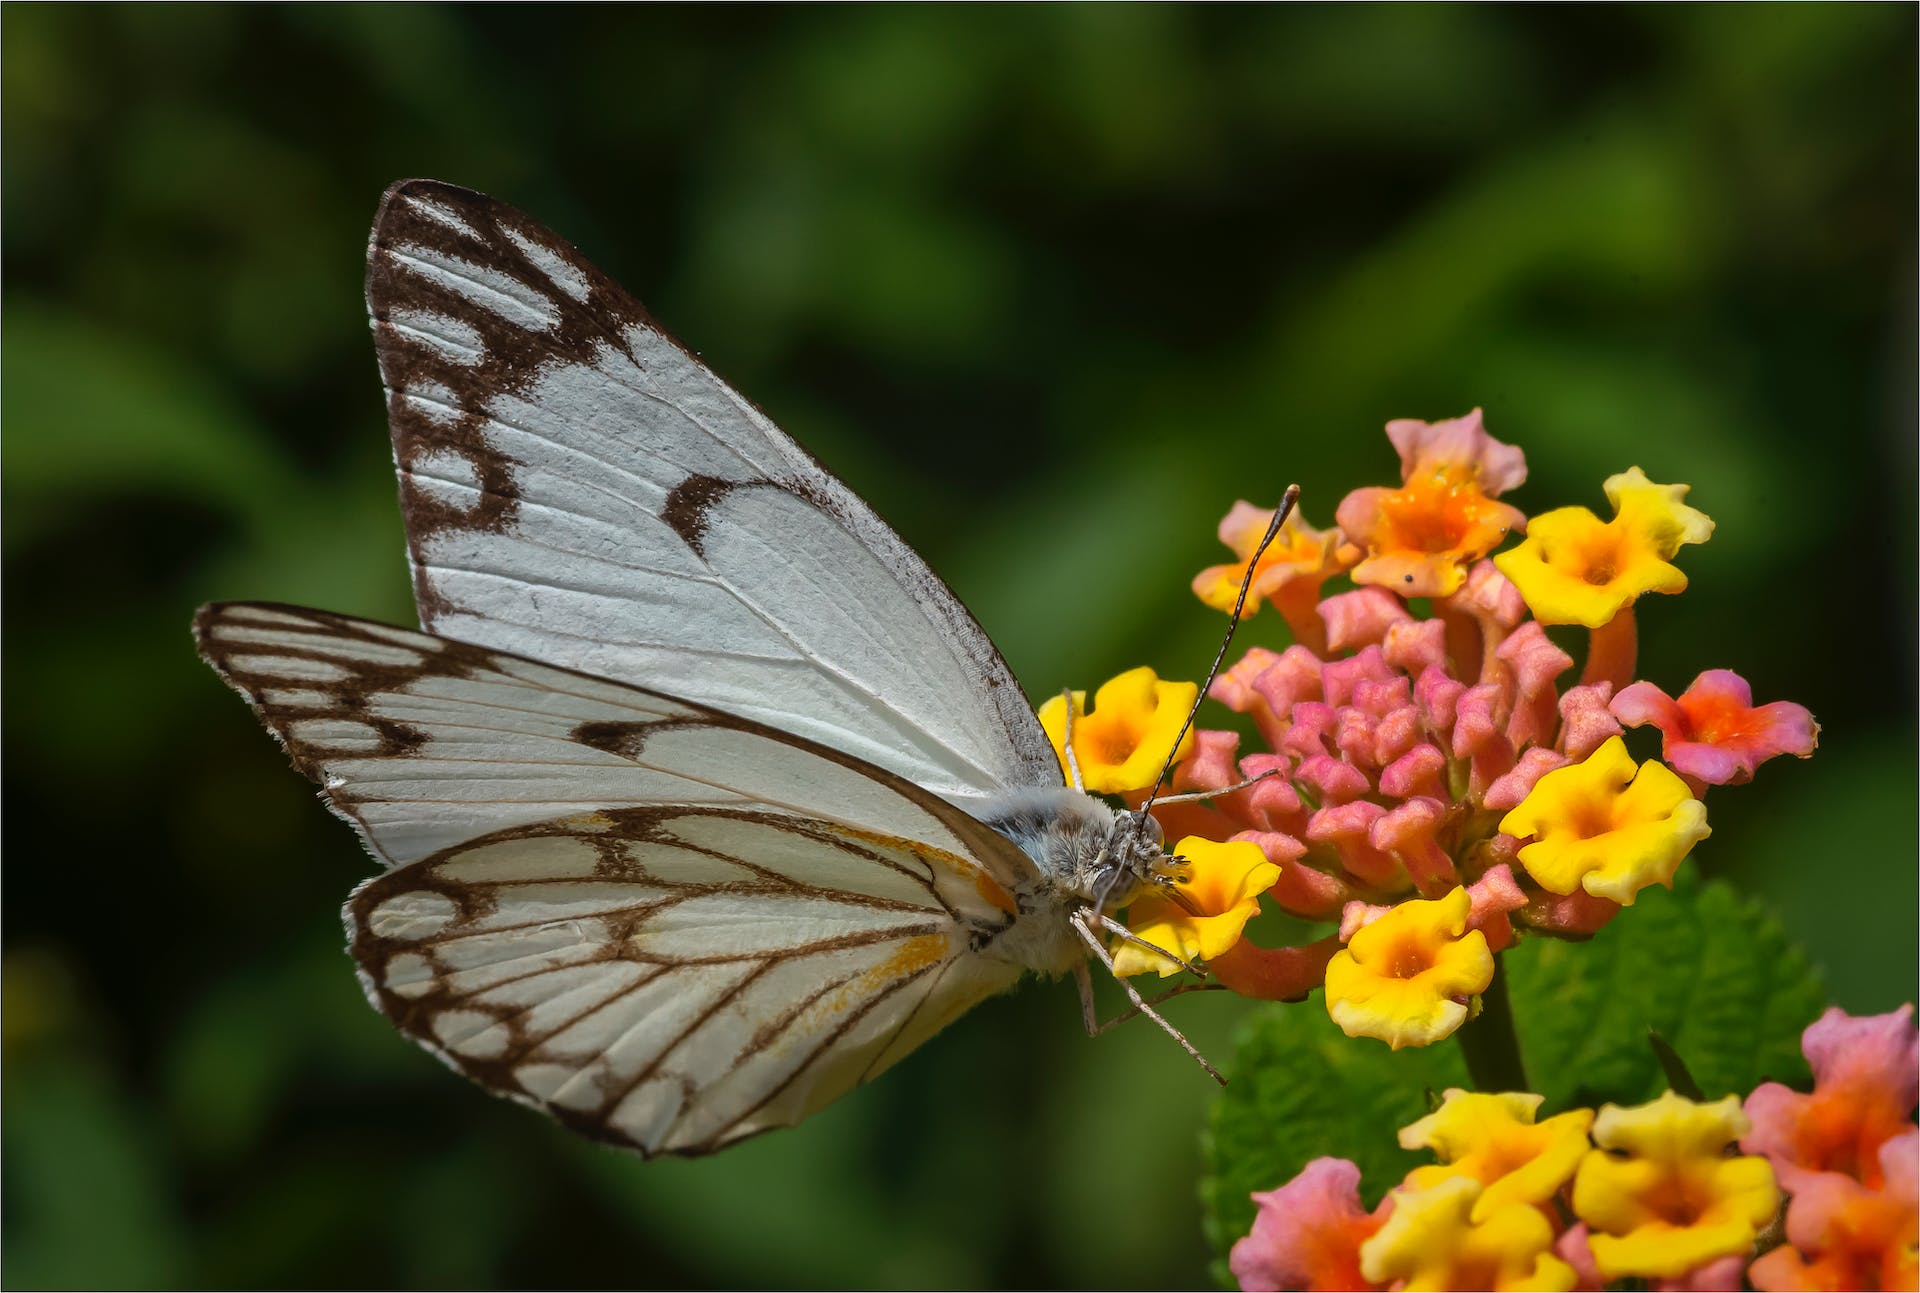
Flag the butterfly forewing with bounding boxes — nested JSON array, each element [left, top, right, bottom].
[[365, 179, 1062, 804], [195, 602, 1036, 877], [195, 601, 1042, 1153]]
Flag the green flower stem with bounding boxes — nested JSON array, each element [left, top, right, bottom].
[[1457, 955, 1529, 1093]]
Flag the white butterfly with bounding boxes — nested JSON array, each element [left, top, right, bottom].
[[196, 180, 1261, 1157]]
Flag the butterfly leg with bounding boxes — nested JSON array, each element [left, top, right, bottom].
[[1145, 765, 1283, 808], [1075, 964, 1224, 1037], [1074, 960, 1101, 1035], [1086, 909, 1205, 978], [1071, 913, 1224, 1084]]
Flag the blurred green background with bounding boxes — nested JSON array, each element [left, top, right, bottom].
[[4, 6, 1914, 1288]]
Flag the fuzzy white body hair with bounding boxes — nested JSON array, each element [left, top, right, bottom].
[[971, 786, 1169, 976]]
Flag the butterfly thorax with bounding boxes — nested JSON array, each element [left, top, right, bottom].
[[973, 787, 1179, 972]]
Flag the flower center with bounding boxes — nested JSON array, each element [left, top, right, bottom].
[[1480, 1139, 1536, 1179], [1645, 1180, 1708, 1228], [1452, 1256, 1502, 1290], [1386, 936, 1434, 980], [1094, 721, 1140, 766], [1576, 532, 1626, 585], [1379, 472, 1493, 554], [1685, 703, 1760, 747]]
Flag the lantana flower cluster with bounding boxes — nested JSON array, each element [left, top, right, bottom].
[[1226, 1006, 1918, 1292], [1041, 411, 1818, 1048]]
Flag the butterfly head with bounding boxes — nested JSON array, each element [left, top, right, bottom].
[[1083, 807, 1181, 916], [975, 788, 1180, 916]]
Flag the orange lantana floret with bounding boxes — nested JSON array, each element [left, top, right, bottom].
[[1749, 1130, 1918, 1293], [1231, 1157, 1388, 1293], [1335, 410, 1528, 599], [1193, 499, 1347, 619], [1744, 1005, 1919, 1193]]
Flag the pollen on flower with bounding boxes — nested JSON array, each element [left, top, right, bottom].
[[1498, 735, 1710, 905], [1335, 410, 1529, 599], [1571, 1091, 1779, 1281], [1359, 1176, 1576, 1291], [1323, 887, 1494, 1049], [1398, 1089, 1596, 1222], [1113, 836, 1278, 978], [1037, 667, 1198, 795], [1493, 467, 1712, 628]]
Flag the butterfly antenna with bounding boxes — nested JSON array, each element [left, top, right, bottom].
[[1137, 484, 1299, 822]]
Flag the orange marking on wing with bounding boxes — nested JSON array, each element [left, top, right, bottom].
[[915, 844, 1018, 915], [815, 933, 954, 1022], [869, 933, 951, 983], [967, 869, 1017, 915]]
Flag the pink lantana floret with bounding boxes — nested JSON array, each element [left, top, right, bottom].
[[1164, 571, 1670, 935], [1744, 1005, 1919, 1194], [1748, 1128, 1917, 1293], [1230, 1157, 1386, 1292], [1495, 622, 1575, 750], [1557, 683, 1623, 762], [1612, 669, 1818, 788], [1385, 409, 1528, 495], [1319, 587, 1413, 654], [1483, 747, 1570, 813]]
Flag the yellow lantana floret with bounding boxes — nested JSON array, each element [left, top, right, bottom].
[[1400, 1090, 1597, 1222], [1493, 467, 1714, 627], [1360, 1177, 1577, 1291], [1571, 1090, 1780, 1281], [1323, 887, 1494, 1049], [1112, 837, 1279, 978], [1499, 736, 1709, 905], [1036, 667, 1198, 795]]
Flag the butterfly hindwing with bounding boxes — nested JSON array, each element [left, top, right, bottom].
[[348, 811, 1024, 1155], [195, 601, 1045, 1153], [364, 179, 1061, 804]]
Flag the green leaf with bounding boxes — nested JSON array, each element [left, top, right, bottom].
[[1202, 877, 1823, 1276], [1504, 875, 1823, 1109]]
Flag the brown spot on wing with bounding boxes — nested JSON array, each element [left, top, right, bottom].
[[659, 474, 741, 553], [366, 180, 654, 622]]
